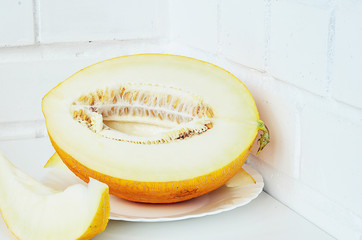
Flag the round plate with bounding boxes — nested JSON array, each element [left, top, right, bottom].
[[41, 164, 263, 222]]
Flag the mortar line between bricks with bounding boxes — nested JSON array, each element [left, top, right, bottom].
[[0, 39, 168, 63], [264, 0, 271, 71], [294, 109, 302, 179], [32, 0, 40, 44], [216, 0, 222, 54], [325, 5, 336, 97]]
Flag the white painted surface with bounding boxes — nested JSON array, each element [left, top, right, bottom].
[[331, 2, 362, 109], [269, 1, 330, 96], [39, 0, 167, 43], [0, 0, 34, 46], [219, 0, 266, 71], [248, 155, 362, 240], [0, 59, 97, 122], [170, 0, 218, 53], [301, 106, 362, 217]]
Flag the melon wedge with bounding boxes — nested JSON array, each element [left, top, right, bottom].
[[42, 54, 269, 203], [44, 152, 70, 171], [0, 152, 110, 240], [225, 168, 256, 187]]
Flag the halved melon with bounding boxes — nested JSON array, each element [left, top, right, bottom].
[[0, 152, 110, 240], [42, 54, 269, 203]]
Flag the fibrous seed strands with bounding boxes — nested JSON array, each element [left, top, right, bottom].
[[71, 83, 214, 144]]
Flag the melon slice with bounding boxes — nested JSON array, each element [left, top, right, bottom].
[[42, 54, 269, 203], [44, 152, 70, 171], [0, 152, 110, 240], [225, 168, 256, 187]]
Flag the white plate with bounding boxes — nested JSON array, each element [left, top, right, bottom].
[[41, 164, 263, 222]]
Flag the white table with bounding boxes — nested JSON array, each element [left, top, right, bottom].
[[0, 138, 334, 240]]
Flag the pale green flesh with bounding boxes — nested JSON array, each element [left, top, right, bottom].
[[104, 120, 173, 137]]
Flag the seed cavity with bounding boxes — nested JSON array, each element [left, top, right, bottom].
[[71, 83, 214, 144]]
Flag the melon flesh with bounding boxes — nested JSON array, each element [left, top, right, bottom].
[[225, 168, 256, 187], [45, 152, 256, 187], [42, 54, 268, 203], [0, 152, 110, 240]]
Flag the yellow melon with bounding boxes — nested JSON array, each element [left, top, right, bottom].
[[42, 54, 269, 203], [0, 152, 110, 240]]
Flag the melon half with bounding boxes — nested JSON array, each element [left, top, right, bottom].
[[42, 54, 269, 203]]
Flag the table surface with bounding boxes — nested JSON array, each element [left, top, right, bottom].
[[0, 137, 334, 240]]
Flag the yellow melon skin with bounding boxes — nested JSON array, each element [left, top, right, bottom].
[[76, 189, 109, 240], [50, 135, 255, 203]]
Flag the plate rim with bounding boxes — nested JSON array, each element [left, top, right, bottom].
[[109, 164, 264, 222]]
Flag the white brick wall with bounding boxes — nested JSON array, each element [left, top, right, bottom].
[[301, 104, 362, 217], [269, 1, 330, 96], [0, 59, 95, 123], [219, 0, 266, 71], [39, 0, 168, 43], [0, 1, 361, 239], [170, 0, 218, 52], [331, 2, 362, 109], [0, 0, 34, 46]]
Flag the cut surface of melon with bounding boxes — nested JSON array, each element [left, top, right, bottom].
[[42, 54, 268, 203], [0, 152, 110, 240], [45, 152, 256, 188]]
